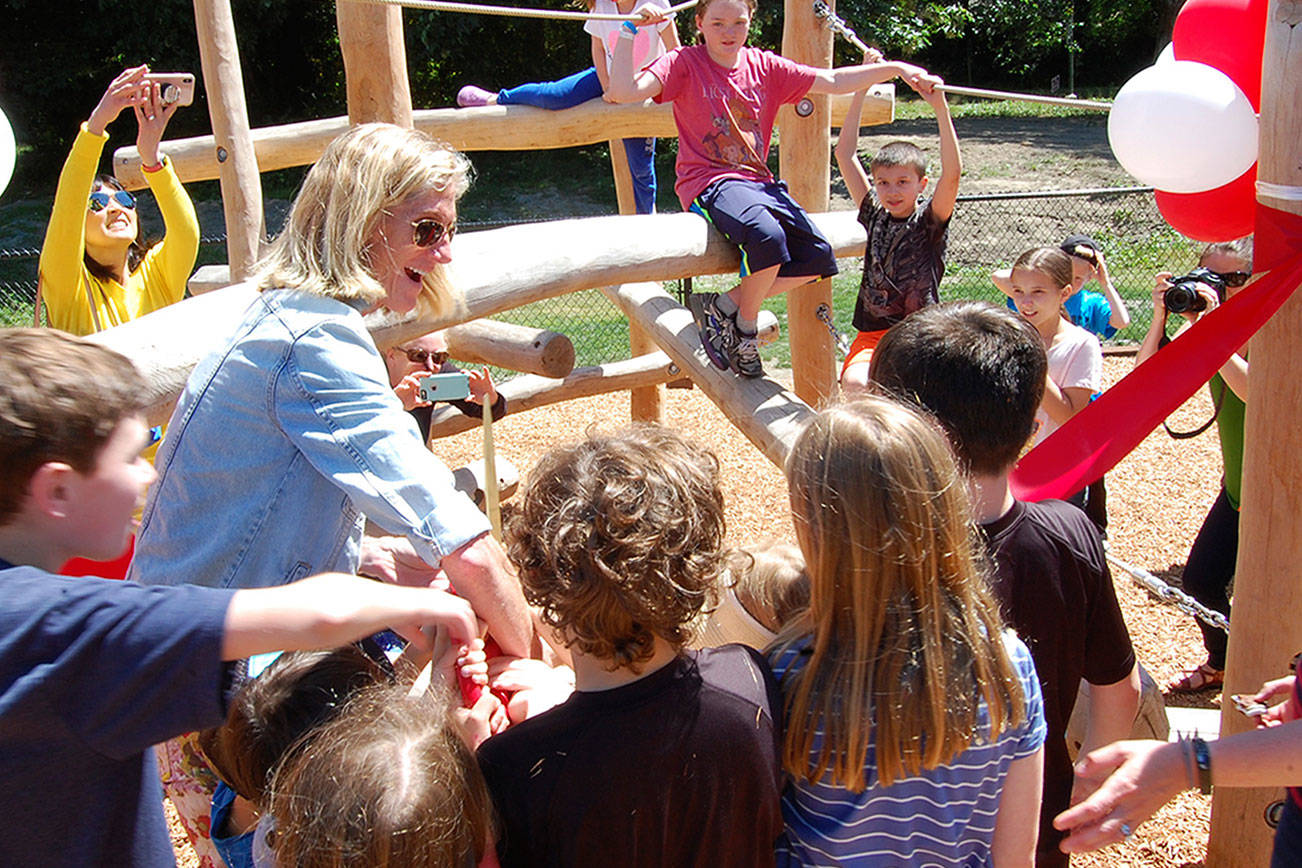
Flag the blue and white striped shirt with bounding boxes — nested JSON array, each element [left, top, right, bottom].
[[771, 631, 1046, 867]]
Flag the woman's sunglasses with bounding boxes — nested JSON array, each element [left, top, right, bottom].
[[1213, 270, 1251, 288], [412, 218, 456, 248], [88, 190, 137, 212], [401, 347, 450, 366]]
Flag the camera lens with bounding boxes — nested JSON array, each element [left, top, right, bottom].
[[1164, 283, 1206, 314]]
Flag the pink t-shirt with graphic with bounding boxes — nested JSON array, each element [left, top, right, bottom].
[[647, 45, 817, 209]]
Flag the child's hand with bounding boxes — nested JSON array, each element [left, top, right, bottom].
[[452, 689, 500, 749], [1254, 676, 1298, 728], [488, 656, 576, 724], [394, 372, 431, 410], [466, 366, 498, 407], [908, 72, 944, 98], [635, 5, 669, 26], [458, 639, 489, 689], [862, 47, 884, 64], [1091, 248, 1109, 282]]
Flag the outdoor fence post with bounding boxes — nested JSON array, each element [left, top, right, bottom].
[[1208, 2, 1302, 863], [192, 0, 265, 279], [779, 0, 837, 407], [336, 0, 415, 127]]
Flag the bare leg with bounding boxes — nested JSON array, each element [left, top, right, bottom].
[[723, 267, 818, 325]]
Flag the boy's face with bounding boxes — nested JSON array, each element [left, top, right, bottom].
[[697, 0, 752, 65], [871, 165, 928, 219], [68, 416, 157, 560], [1068, 256, 1094, 292]]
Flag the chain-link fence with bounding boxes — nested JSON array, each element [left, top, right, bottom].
[[1, 187, 1204, 361]]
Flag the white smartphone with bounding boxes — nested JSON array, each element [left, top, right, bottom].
[[417, 372, 471, 403], [144, 73, 196, 107]]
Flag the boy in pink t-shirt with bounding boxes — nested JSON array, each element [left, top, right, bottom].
[[609, 0, 938, 377]]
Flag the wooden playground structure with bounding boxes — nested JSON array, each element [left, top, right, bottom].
[[91, 0, 1301, 863]]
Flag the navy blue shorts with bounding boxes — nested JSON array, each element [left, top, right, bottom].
[[691, 178, 838, 280]]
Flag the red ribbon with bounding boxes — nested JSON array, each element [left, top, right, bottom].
[[1010, 205, 1302, 502]]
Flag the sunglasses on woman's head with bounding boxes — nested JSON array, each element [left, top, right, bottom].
[[1213, 270, 1251, 288], [88, 190, 137, 212], [412, 218, 456, 248], [402, 347, 449, 366]]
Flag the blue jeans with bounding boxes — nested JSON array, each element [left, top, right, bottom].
[[497, 67, 657, 214], [1272, 796, 1302, 867]]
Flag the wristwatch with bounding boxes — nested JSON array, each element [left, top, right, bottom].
[[1191, 736, 1213, 794]]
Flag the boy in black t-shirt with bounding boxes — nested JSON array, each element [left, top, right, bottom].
[[869, 302, 1140, 867], [835, 65, 962, 397], [479, 426, 784, 868]]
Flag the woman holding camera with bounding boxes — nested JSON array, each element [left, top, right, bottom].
[[38, 65, 199, 336], [129, 123, 532, 865], [1135, 237, 1253, 693]]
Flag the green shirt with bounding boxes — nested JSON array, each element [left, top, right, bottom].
[[1211, 372, 1246, 510]]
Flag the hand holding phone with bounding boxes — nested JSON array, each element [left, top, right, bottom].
[[1231, 693, 1270, 718], [143, 73, 196, 107], [417, 371, 471, 404]]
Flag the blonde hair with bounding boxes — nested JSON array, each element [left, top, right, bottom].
[[777, 398, 1025, 791], [253, 123, 471, 317]]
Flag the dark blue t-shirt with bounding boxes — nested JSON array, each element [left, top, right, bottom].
[[0, 561, 235, 867]]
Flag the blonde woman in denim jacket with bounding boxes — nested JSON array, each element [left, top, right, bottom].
[[129, 124, 532, 866]]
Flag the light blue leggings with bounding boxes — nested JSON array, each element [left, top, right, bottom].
[[497, 67, 658, 214]]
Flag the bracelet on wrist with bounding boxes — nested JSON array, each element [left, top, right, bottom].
[[621, 20, 638, 34], [1192, 736, 1213, 794], [1181, 737, 1198, 791], [141, 158, 165, 173]]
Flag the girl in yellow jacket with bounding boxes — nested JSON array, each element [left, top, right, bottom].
[[39, 65, 199, 335]]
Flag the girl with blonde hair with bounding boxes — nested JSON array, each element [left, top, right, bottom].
[[771, 398, 1047, 866], [130, 122, 531, 866]]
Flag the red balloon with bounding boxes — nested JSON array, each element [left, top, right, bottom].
[[1172, 0, 1267, 110], [1155, 164, 1257, 242]]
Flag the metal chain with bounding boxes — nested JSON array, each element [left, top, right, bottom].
[[1106, 552, 1231, 634], [814, 303, 850, 357]]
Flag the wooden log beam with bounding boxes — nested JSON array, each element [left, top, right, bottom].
[[192, 0, 265, 278], [602, 282, 814, 467], [1207, 2, 1302, 864], [112, 90, 893, 190], [89, 210, 866, 422], [443, 319, 575, 378], [426, 351, 679, 439], [780, 0, 836, 407], [336, 0, 413, 126]]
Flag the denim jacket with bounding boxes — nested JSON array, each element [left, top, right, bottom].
[[130, 290, 490, 590]]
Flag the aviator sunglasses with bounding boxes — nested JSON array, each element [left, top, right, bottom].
[[401, 347, 450, 366], [412, 218, 456, 248], [88, 190, 137, 212]]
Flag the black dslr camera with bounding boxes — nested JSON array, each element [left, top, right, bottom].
[[1163, 267, 1227, 314]]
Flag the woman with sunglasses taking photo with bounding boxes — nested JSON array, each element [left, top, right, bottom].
[[128, 123, 533, 866], [38, 65, 198, 335], [384, 330, 505, 443], [1134, 236, 1253, 696]]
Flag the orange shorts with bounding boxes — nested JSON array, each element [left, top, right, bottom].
[[840, 329, 889, 379]]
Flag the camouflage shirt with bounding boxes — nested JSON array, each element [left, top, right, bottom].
[[853, 193, 950, 332]]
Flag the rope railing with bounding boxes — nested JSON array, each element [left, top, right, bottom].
[[812, 0, 1112, 112], [341, 0, 696, 22]]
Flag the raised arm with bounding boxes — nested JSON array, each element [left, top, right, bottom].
[[917, 81, 960, 222], [136, 82, 199, 308], [593, 34, 614, 98], [991, 267, 1015, 297], [1092, 250, 1130, 331], [834, 87, 871, 207], [607, 22, 665, 103]]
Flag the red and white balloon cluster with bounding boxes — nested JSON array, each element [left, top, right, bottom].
[[1107, 0, 1266, 241]]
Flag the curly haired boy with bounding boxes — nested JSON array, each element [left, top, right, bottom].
[[477, 425, 784, 867]]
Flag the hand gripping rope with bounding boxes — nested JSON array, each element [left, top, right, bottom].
[[811, 1, 1112, 112], [342, 0, 697, 22]]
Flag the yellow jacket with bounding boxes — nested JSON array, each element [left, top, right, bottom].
[[38, 124, 199, 335]]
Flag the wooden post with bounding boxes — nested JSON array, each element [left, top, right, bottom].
[[1208, 2, 1302, 863], [778, 0, 836, 407], [608, 135, 664, 422], [336, 0, 414, 127], [192, 0, 265, 279]]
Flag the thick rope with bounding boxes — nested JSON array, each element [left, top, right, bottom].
[[812, 1, 1112, 112], [342, 0, 696, 22]]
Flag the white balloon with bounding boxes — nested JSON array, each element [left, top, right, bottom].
[[1155, 42, 1176, 65], [1107, 60, 1258, 194], [0, 105, 15, 199]]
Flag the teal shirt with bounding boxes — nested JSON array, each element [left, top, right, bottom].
[[1210, 372, 1246, 510]]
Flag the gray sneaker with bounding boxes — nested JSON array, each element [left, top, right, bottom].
[[689, 292, 738, 371], [731, 330, 764, 378]]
